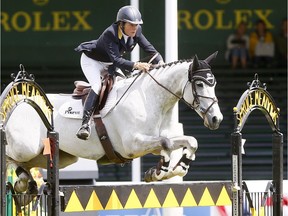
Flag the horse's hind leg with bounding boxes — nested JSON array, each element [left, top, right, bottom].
[[10, 166, 38, 206], [14, 166, 37, 193]]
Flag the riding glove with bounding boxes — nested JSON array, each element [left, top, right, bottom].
[[133, 62, 151, 72]]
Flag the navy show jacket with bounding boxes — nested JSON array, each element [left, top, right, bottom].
[[75, 23, 163, 75]]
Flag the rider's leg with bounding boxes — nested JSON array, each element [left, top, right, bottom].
[[76, 53, 103, 140], [76, 89, 99, 140]]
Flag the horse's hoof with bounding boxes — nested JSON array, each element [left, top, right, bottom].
[[172, 165, 188, 177], [144, 167, 155, 182], [27, 180, 38, 195], [14, 180, 28, 193]]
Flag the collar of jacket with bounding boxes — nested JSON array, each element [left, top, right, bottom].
[[118, 25, 123, 40], [118, 25, 129, 43]]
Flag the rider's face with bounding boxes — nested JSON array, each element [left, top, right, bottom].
[[123, 23, 138, 37]]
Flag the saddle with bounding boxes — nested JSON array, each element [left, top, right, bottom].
[[72, 75, 131, 164], [72, 74, 113, 110]]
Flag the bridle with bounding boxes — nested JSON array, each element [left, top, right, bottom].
[[146, 67, 218, 117], [187, 68, 218, 117]]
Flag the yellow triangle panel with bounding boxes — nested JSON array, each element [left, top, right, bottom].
[[162, 188, 179, 208], [259, 207, 265, 216], [124, 189, 143, 209], [65, 191, 84, 212], [216, 187, 231, 206], [198, 187, 215, 206], [143, 189, 161, 208], [85, 191, 104, 211], [180, 188, 197, 207], [105, 190, 123, 210]]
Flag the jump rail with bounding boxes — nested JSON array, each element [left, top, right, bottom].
[[59, 181, 232, 212]]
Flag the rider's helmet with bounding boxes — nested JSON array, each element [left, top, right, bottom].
[[116, 6, 143, 24]]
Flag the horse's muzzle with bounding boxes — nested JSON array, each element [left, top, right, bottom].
[[205, 114, 223, 130]]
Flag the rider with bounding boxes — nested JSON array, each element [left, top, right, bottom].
[[75, 5, 164, 140]]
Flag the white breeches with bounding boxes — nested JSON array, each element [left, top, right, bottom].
[[80, 53, 112, 93]]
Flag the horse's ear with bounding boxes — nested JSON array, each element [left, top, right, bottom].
[[192, 55, 199, 72], [204, 51, 218, 65]]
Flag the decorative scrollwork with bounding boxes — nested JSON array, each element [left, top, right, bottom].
[[10, 64, 35, 82], [247, 73, 267, 90]]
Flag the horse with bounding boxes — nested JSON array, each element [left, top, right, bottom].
[[3, 52, 223, 203]]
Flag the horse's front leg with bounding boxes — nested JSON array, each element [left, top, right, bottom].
[[145, 136, 198, 181], [170, 136, 198, 177], [127, 134, 173, 182], [144, 149, 172, 182]]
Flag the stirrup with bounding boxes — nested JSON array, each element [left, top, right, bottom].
[[76, 124, 91, 140]]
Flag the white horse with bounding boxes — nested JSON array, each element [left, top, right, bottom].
[[3, 52, 223, 200]]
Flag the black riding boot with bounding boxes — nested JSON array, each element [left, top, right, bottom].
[[76, 89, 99, 140]]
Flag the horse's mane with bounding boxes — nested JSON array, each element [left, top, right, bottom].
[[152, 58, 193, 70]]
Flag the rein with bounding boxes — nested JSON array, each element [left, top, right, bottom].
[[108, 71, 141, 113], [107, 53, 159, 114], [145, 72, 194, 108]]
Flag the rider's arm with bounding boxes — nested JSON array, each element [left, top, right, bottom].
[[103, 31, 135, 72]]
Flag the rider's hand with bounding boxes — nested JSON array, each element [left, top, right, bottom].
[[133, 62, 151, 72]]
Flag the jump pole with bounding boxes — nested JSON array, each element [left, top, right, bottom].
[[1, 125, 7, 216], [130, 0, 141, 183], [162, 1, 183, 216]]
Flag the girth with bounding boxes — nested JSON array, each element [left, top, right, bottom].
[[93, 112, 131, 164], [72, 75, 132, 164]]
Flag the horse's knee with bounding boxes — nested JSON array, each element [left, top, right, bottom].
[[187, 136, 198, 150], [160, 137, 172, 150]]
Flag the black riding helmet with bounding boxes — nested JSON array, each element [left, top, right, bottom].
[[116, 6, 143, 24]]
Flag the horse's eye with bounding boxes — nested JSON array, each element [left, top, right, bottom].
[[196, 82, 204, 88]]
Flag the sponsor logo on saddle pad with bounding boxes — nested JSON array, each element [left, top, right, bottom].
[[59, 101, 82, 119]]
